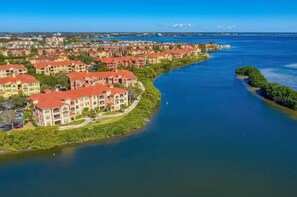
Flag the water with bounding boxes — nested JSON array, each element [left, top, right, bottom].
[[1, 36, 297, 197]]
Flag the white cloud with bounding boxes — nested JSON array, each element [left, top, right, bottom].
[[217, 25, 237, 30], [169, 23, 193, 29]]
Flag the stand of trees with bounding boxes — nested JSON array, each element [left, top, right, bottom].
[[68, 53, 94, 64], [236, 66, 297, 110]]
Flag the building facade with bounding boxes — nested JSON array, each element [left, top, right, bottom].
[[68, 70, 137, 89], [98, 56, 146, 70], [29, 84, 128, 126], [34, 60, 87, 75], [0, 74, 40, 98], [0, 64, 28, 78]]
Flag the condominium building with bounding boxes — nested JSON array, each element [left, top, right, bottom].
[[68, 70, 137, 89], [28, 84, 128, 126], [0, 64, 28, 78], [98, 56, 146, 70], [34, 60, 87, 75], [0, 74, 40, 98]]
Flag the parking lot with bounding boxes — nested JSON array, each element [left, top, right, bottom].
[[0, 100, 25, 132]]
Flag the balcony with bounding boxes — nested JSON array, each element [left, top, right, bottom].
[[53, 108, 60, 114], [54, 115, 61, 119]]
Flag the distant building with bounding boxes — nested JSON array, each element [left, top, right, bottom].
[[98, 56, 146, 70], [34, 60, 87, 75], [29, 55, 67, 64], [0, 48, 31, 57], [37, 47, 65, 55], [68, 70, 137, 89], [46, 37, 64, 45]]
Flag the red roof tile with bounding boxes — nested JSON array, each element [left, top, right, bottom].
[[0, 74, 39, 84], [34, 60, 84, 69], [68, 70, 136, 81], [0, 64, 26, 71], [29, 84, 127, 110]]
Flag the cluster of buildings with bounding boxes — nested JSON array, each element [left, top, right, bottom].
[[0, 61, 136, 126], [27, 69, 136, 126], [0, 34, 218, 127], [0, 64, 40, 98]]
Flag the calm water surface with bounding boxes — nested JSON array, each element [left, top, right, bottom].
[[1, 36, 297, 197]]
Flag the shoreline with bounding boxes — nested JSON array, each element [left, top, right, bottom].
[[237, 75, 297, 120], [0, 55, 209, 156]]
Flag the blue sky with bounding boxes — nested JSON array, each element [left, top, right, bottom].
[[1, 0, 297, 32]]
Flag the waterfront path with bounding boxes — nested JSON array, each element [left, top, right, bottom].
[[59, 82, 145, 130]]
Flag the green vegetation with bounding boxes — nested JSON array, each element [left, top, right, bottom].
[[262, 83, 297, 110], [68, 53, 94, 64], [235, 66, 267, 88], [33, 72, 70, 91], [128, 84, 143, 101], [62, 119, 86, 126], [93, 63, 109, 72], [0, 55, 207, 154], [236, 66, 297, 110], [10, 95, 27, 108], [0, 53, 6, 64]]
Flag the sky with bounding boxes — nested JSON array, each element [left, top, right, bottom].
[[1, 0, 297, 32]]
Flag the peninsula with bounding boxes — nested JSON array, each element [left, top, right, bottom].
[[0, 34, 225, 154]]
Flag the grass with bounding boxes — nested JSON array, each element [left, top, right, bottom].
[[102, 111, 121, 116], [62, 119, 86, 126]]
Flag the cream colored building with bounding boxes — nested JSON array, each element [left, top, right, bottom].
[[0, 74, 40, 98], [0, 64, 27, 78], [34, 60, 87, 75], [29, 84, 128, 126]]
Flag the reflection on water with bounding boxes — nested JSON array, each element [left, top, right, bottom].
[[0, 146, 78, 167]]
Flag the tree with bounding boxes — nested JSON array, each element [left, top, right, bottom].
[[88, 110, 97, 118], [10, 94, 27, 108], [0, 97, 5, 106], [30, 47, 38, 56], [23, 109, 33, 123], [0, 53, 6, 65], [68, 53, 94, 65], [94, 63, 109, 72], [55, 72, 70, 89], [128, 85, 143, 101]]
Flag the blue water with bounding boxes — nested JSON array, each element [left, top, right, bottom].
[[1, 36, 297, 197]]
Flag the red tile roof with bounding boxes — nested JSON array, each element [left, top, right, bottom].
[[29, 84, 127, 110], [0, 74, 39, 84], [34, 60, 84, 69], [68, 70, 136, 81], [100, 56, 143, 64], [0, 64, 26, 71]]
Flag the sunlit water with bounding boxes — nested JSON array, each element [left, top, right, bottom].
[[1, 35, 297, 197]]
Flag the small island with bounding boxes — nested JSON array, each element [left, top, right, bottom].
[[235, 66, 297, 111]]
